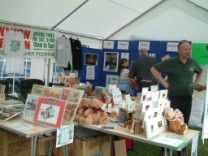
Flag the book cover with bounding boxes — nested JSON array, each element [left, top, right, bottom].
[[31, 84, 44, 95], [42, 87, 62, 99], [33, 97, 66, 128], [22, 94, 39, 122], [65, 89, 84, 104], [62, 101, 79, 124], [60, 88, 73, 101]]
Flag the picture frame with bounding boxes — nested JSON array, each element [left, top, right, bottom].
[[84, 53, 98, 66], [143, 108, 160, 122], [140, 87, 149, 103], [145, 117, 167, 139], [159, 89, 168, 99], [103, 52, 119, 72]]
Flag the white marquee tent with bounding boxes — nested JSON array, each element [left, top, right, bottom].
[[0, 0, 208, 48], [0, 0, 208, 128]]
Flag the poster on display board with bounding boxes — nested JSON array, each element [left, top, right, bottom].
[[84, 53, 98, 66], [121, 53, 129, 60], [166, 42, 178, 52], [103, 52, 119, 72], [103, 40, 114, 49], [138, 41, 150, 51], [106, 75, 119, 87], [0, 26, 56, 58], [117, 41, 129, 50]]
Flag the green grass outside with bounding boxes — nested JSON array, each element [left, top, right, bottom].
[[126, 127, 208, 156]]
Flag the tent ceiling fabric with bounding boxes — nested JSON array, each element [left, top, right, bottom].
[[0, 0, 86, 28], [0, 0, 208, 41], [189, 0, 208, 11], [0, 0, 162, 39], [56, 0, 163, 39], [108, 0, 208, 41]]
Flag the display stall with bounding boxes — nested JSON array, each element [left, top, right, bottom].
[[0, 24, 206, 156]]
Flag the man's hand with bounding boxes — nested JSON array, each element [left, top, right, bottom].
[[162, 81, 169, 89], [191, 84, 206, 92]]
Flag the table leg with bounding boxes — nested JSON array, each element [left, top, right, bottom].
[[48, 136, 55, 156], [31, 136, 37, 156], [164, 148, 172, 156], [62, 145, 69, 156], [169, 149, 172, 156], [164, 148, 168, 156]]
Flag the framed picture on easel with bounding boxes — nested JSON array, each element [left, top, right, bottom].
[[103, 52, 119, 72]]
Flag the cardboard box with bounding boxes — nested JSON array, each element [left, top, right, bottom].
[[0, 129, 31, 156], [114, 140, 127, 156], [53, 127, 112, 156], [36, 135, 53, 156], [53, 134, 112, 156], [72, 134, 112, 156], [0, 129, 53, 156]]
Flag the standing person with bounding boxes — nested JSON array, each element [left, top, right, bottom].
[[151, 40, 203, 124], [128, 48, 158, 92], [117, 58, 136, 96]]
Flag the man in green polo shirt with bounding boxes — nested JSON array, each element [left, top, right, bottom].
[[151, 40, 203, 124]]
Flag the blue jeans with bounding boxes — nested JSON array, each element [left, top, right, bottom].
[[118, 79, 136, 96]]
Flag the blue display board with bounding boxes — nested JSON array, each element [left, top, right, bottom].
[[79, 40, 181, 88]]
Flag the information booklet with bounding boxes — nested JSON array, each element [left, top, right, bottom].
[[62, 101, 80, 124], [22, 94, 39, 122]]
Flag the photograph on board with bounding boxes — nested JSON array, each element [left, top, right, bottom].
[[103, 52, 119, 72]]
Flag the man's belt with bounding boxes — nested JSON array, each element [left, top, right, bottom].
[[140, 80, 153, 83]]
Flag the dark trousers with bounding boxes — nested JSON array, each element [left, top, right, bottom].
[[168, 95, 192, 124], [138, 82, 156, 92]]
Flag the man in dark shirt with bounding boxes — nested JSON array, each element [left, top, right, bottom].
[[129, 48, 158, 92], [151, 40, 203, 124], [151, 40, 203, 156]]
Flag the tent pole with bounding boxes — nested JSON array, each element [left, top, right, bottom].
[[187, 0, 208, 12], [52, 0, 89, 30], [0, 20, 52, 31]]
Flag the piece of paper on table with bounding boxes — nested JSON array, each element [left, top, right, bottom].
[[152, 136, 184, 147], [56, 124, 74, 148], [6, 122, 34, 131]]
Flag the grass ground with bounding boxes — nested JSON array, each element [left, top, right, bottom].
[[126, 127, 208, 156]]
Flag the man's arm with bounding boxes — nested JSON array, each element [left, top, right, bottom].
[[192, 72, 206, 92], [150, 67, 169, 89], [193, 72, 203, 85], [128, 77, 138, 91]]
